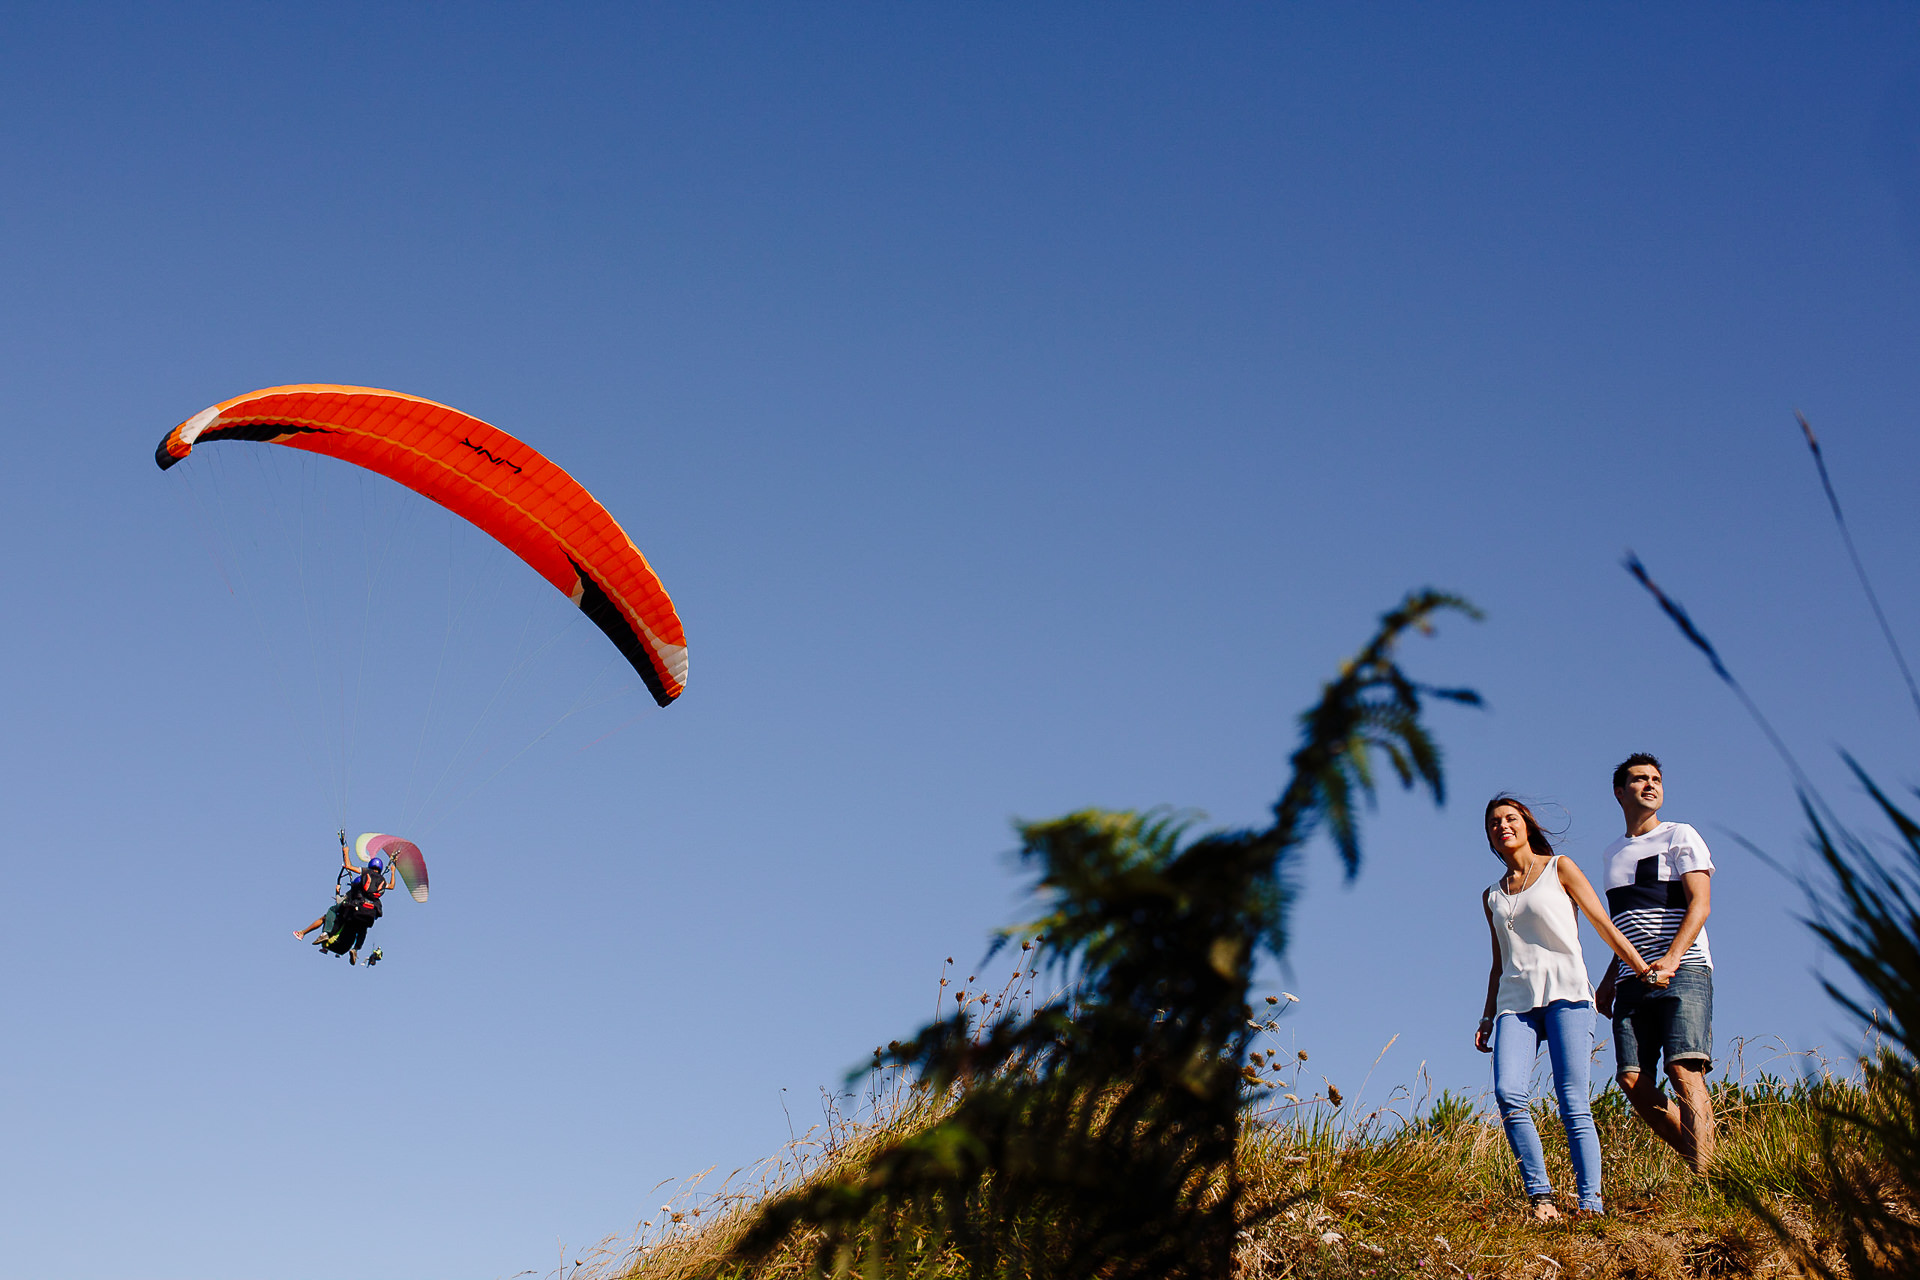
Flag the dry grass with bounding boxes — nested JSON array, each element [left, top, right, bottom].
[[1228, 1066, 1839, 1280], [552, 1036, 1859, 1280], [548, 1070, 966, 1280]]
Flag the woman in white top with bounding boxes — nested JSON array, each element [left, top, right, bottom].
[[1476, 795, 1661, 1220]]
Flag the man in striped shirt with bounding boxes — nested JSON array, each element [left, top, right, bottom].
[[1593, 753, 1717, 1173]]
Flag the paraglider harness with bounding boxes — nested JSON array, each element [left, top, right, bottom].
[[316, 832, 386, 966]]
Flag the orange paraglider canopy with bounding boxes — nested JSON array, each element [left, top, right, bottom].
[[156, 385, 687, 706]]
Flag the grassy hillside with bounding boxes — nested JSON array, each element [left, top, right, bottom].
[[553, 572, 1920, 1280], [578, 1043, 1855, 1280]]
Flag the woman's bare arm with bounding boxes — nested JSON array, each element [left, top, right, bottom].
[[1476, 895, 1500, 1053], [1557, 857, 1655, 979]]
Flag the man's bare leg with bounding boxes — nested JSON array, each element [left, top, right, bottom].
[[1667, 1062, 1716, 1173], [1619, 1070, 1691, 1162], [295, 917, 326, 940]]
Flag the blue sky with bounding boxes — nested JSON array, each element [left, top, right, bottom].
[[4, 5, 1920, 1277]]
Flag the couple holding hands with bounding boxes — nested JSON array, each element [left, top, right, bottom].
[[1477, 753, 1716, 1221]]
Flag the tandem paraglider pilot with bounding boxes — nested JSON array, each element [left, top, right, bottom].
[[296, 833, 393, 965]]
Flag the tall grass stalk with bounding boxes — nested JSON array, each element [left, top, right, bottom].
[[1628, 415, 1920, 1277]]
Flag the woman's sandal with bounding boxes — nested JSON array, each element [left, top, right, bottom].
[[1528, 1193, 1562, 1223]]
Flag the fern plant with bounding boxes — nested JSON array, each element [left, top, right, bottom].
[[729, 590, 1479, 1278]]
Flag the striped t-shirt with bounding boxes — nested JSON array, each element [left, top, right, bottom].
[[1602, 821, 1714, 971]]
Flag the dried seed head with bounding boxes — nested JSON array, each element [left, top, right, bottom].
[[1266, 995, 1279, 1005], [1298, 1050, 1309, 1061]]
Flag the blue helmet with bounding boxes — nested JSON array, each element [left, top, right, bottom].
[[368, 856, 385, 872]]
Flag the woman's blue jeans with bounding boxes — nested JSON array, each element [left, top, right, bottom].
[[1492, 999, 1603, 1211]]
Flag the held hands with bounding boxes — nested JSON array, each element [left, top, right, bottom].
[[1595, 961, 1669, 1022]]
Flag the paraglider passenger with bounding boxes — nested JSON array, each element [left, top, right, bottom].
[[295, 837, 394, 965]]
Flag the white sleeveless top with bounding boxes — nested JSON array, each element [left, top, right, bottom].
[[1486, 855, 1592, 1015]]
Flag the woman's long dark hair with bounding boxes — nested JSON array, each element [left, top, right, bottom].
[[1484, 793, 1557, 862]]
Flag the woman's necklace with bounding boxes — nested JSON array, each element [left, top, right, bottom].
[[1500, 855, 1549, 925]]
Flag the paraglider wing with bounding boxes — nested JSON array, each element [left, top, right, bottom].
[[388, 844, 428, 903], [355, 833, 429, 903], [354, 832, 396, 865], [155, 385, 687, 706]]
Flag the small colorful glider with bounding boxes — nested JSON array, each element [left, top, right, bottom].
[[155, 385, 687, 706], [355, 832, 429, 903]]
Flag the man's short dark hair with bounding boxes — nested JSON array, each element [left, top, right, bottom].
[[1613, 752, 1662, 790]]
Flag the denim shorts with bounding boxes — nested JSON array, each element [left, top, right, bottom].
[[1612, 966, 1713, 1075]]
